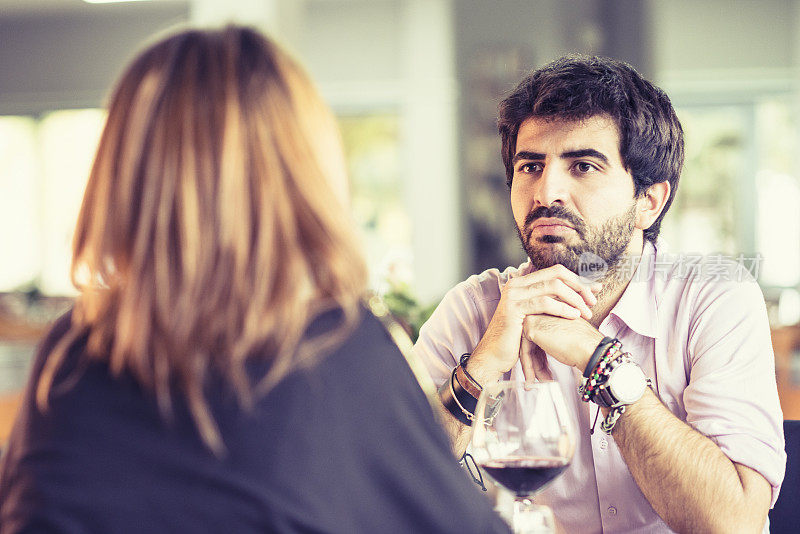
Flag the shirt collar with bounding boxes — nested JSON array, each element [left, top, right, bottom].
[[607, 239, 660, 339]]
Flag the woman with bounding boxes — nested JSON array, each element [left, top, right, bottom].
[[0, 27, 508, 533]]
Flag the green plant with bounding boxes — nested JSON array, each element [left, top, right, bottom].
[[382, 282, 439, 342]]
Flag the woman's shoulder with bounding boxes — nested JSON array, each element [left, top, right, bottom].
[[38, 309, 75, 355], [23, 308, 78, 386], [310, 303, 407, 378]]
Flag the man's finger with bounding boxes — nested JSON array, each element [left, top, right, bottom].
[[519, 341, 552, 385], [519, 265, 600, 308], [530, 280, 593, 320], [528, 296, 582, 320], [505, 279, 592, 320], [532, 344, 553, 381], [520, 341, 537, 385]]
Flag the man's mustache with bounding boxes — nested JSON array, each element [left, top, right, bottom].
[[525, 205, 586, 236]]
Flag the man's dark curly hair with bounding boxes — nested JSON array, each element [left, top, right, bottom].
[[498, 55, 684, 243]]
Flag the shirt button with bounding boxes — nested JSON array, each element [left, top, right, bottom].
[[608, 506, 617, 516], [599, 440, 608, 450]]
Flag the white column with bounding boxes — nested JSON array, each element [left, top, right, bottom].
[[401, 0, 461, 303]]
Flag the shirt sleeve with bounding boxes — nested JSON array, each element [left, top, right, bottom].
[[684, 275, 786, 507], [413, 279, 489, 387]]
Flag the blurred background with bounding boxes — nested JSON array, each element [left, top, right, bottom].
[[2, 0, 800, 441]]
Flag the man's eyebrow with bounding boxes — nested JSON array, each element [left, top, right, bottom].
[[561, 148, 609, 163], [512, 148, 610, 164], [512, 151, 545, 163]]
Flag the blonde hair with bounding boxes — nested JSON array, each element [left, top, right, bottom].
[[36, 26, 368, 454]]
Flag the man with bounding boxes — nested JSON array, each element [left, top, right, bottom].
[[415, 55, 786, 533]]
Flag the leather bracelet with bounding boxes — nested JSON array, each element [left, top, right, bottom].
[[451, 366, 479, 414], [595, 383, 615, 408], [455, 361, 482, 399], [438, 368, 474, 426], [459, 354, 481, 387], [583, 336, 617, 378]]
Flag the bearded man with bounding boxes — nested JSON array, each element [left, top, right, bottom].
[[414, 56, 785, 533]]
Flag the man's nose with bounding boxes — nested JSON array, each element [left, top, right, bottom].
[[533, 166, 568, 207]]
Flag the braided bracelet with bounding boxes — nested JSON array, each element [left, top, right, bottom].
[[600, 405, 627, 434]]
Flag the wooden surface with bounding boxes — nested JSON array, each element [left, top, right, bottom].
[[0, 313, 47, 343], [771, 326, 800, 420], [0, 313, 43, 446], [0, 392, 22, 444]]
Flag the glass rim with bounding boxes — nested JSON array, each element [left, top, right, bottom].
[[473, 379, 573, 434], [480, 379, 562, 395]]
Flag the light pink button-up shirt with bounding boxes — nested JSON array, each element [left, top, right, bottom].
[[415, 240, 786, 533]]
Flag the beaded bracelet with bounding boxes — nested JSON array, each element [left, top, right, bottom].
[[583, 337, 616, 378], [579, 340, 623, 403]]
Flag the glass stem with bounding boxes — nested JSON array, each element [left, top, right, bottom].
[[511, 497, 554, 534], [512, 497, 532, 532]]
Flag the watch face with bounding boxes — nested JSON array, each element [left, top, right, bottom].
[[608, 362, 647, 404]]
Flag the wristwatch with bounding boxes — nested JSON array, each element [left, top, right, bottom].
[[595, 355, 650, 408]]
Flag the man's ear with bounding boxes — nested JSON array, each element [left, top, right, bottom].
[[635, 181, 671, 231]]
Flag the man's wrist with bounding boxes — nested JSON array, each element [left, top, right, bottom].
[[576, 330, 607, 371], [464, 350, 505, 386], [601, 386, 656, 418]]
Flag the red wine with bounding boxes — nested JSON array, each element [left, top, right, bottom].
[[480, 457, 569, 495]]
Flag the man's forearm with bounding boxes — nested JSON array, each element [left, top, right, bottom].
[[436, 401, 473, 458], [612, 389, 770, 533], [437, 349, 507, 458]]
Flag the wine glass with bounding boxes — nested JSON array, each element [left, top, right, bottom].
[[471, 380, 576, 534]]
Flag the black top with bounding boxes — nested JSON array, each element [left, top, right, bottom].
[[0, 307, 509, 533], [769, 420, 800, 533]]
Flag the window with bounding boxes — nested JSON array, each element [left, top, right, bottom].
[[661, 106, 746, 255], [38, 109, 106, 295], [755, 99, 800, 288], [663, 96, 800, 290], [0, 109, 106, 296], [0, 116, 39, 292], [338, 113, 412, 292]]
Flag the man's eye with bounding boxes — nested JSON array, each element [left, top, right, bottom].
[[576, 162, 597, 173], [519, 163, 542, 173]]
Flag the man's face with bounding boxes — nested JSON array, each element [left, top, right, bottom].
[[510, 115, 643, 276]]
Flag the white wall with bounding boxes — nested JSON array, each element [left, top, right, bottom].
[[651, 0, 798, 88], [0, 3, 189, 114]]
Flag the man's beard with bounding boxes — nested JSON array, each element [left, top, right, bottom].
[[516, 203, 637, 278]]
